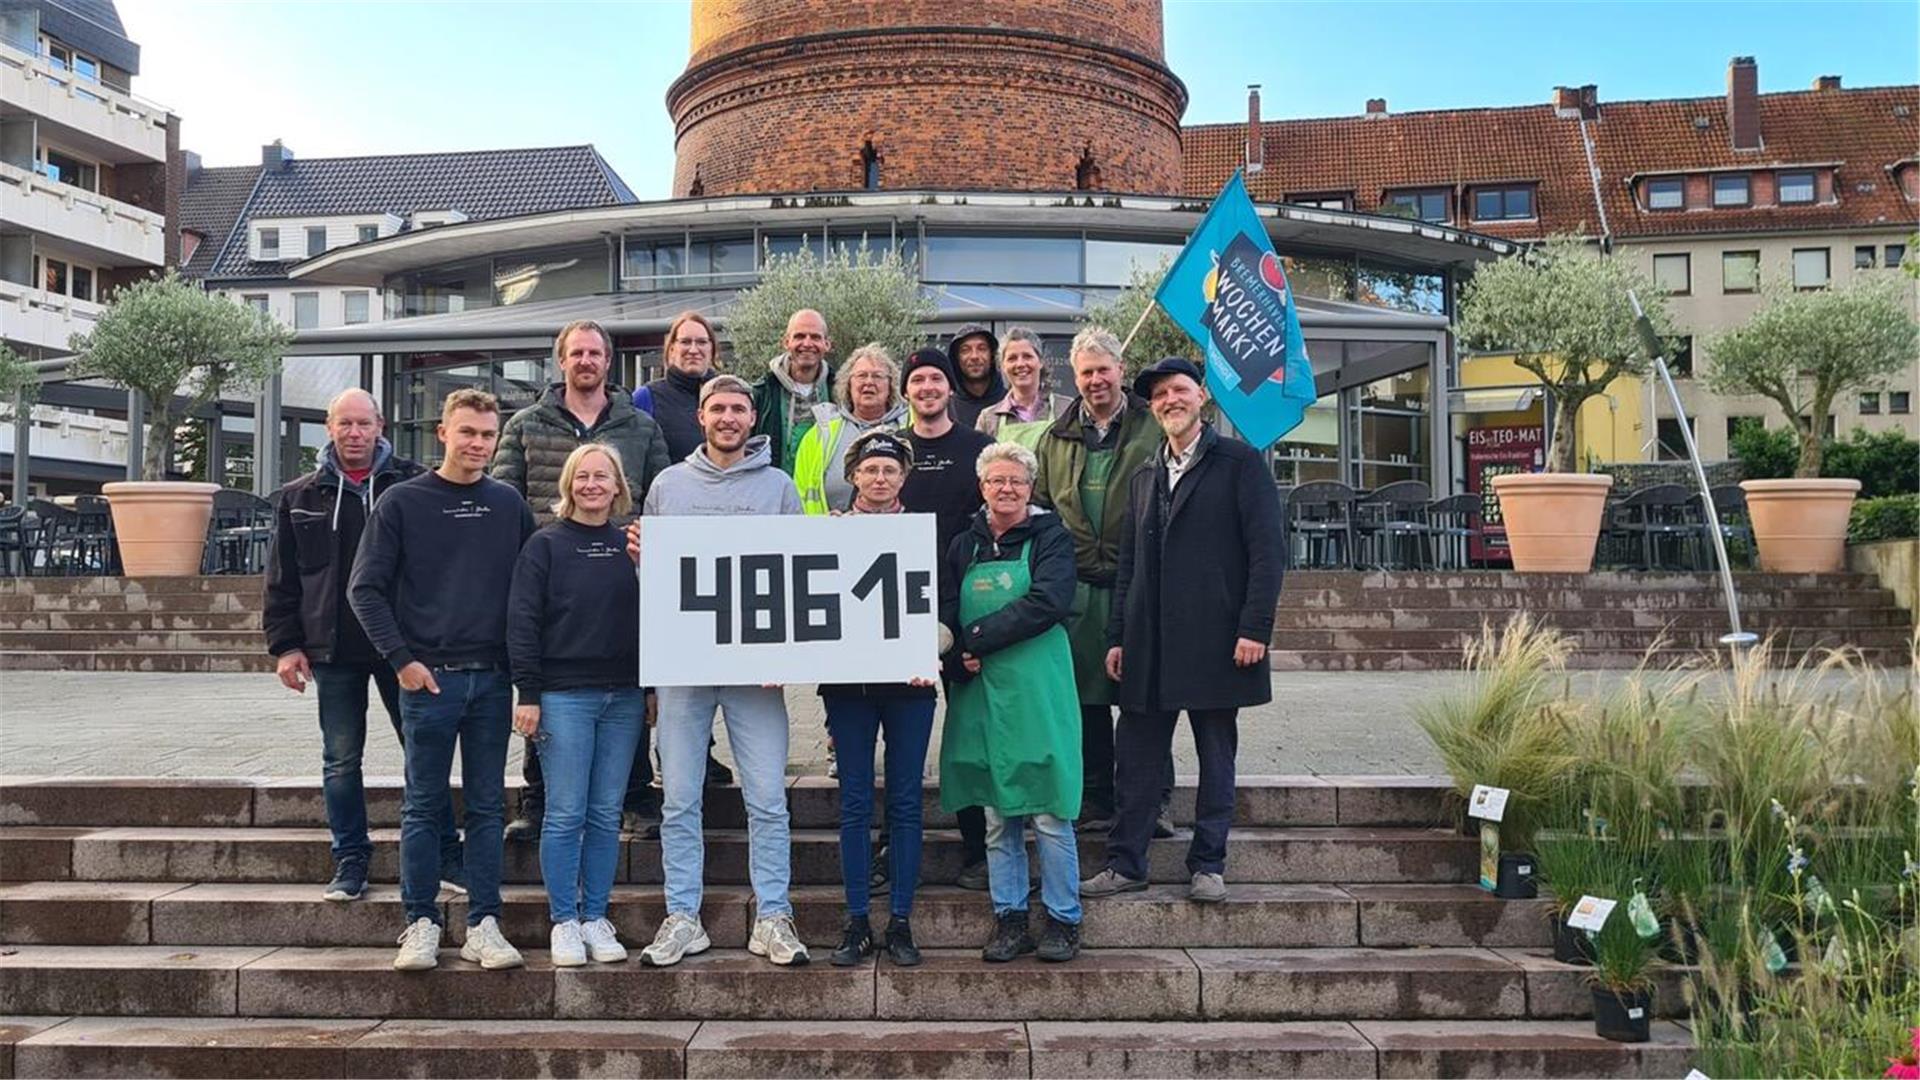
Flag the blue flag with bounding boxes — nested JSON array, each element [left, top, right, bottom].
[[1154, 172, 1316, 450]]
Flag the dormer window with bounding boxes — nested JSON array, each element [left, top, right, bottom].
[[258, 228, 279, 259], [1777, 171, 1816, 205], [1712, 174, 1751, 207], [1646, 177, 1685, 210], [1471, 185, 1535, 221], [1384, 188, 1450, 223]]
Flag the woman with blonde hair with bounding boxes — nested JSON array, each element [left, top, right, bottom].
[[506, 442, 643, 967]]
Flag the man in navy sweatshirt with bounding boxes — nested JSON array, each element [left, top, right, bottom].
[[349, 387, 537, 973]]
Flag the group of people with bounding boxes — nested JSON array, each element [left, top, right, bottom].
[[264, 307, 1284, 975]]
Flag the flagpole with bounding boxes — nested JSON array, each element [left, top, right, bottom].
[[1118, 298, 1157, 360]]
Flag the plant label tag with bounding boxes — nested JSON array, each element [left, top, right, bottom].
[[1566, 895, 1616, 932], [1467, 784, 1510, 822], [1684, 1072, 1710, 1080], [1478, 821, 1499, 892], [1627, 891, 1661, 939], [1626, 1007, 1644, 1019], [1762, 930, 1788, 973]]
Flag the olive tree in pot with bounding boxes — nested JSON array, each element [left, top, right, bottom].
[[1457, 237, 1674, 571], [68, 271, 289, 575], [1704, 277, 1918, 572]]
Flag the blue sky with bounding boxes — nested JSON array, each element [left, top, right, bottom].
[[119, 0, 1918, 198]]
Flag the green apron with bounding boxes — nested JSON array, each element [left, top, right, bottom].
[[939, 540, 1083, 820], [1066, 445, 1117, 704], [996, 418, 1050, 453]]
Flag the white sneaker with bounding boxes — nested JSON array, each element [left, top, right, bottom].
[[393, 917, 441, 971], [459, 915, 525, 970], [580, 917, 629, 963], [749, 914, 811, 966], [550, 920, 587, 967], [639, 911, 710, 967]]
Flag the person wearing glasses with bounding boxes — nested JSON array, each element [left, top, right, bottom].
[[793, 343, 909, 515], [634, 311, 721, 463], [938, 441, 1084, 964]]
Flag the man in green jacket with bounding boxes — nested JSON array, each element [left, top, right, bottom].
[[491, 320, 670, 525], [489, 319, 670, 841], [752, 309, 835, 474], [1031, 326, 1169, 834]]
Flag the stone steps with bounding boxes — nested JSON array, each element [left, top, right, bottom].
[[0, 881, 1555, 951], [1271, 605, 1912, 630], [1266, 625, 1914, 651], [0, 611, 263, 631], [0, 1016, 1694, 1078], [1271, 645, 1914, 671]]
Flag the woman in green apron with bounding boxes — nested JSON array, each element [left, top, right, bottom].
[[973, 328, 1072, 450], [938, 442, 1085, 963]]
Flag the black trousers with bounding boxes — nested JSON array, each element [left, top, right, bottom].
[[1082, 703, 1174, 819], [1107, 708, 1239, 880]]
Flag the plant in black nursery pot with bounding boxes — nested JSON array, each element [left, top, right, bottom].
[[1588, 899, 1659, 1042]]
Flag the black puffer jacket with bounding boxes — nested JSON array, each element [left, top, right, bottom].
[[491, 384, 670, 525], [264, 440, 425, 664]]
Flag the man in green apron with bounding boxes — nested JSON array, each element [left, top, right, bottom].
[[1031, 327, 1166, 832], [939, 443, 1085, 963]]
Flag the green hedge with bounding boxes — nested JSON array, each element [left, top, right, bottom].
[[1848, 493, 1919, 542], [1731, 424, 1919, 500]]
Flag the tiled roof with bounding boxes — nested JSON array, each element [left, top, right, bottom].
[[1182, 83, 1920, 243], [198, 145, 636, 282], [177, 165, 260, 279]]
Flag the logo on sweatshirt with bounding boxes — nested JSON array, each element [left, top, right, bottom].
[[443, 500, 494, 521], [576, 540, 621, 560]]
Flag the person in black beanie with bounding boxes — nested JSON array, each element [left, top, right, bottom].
[[898, 346, 996, 891]]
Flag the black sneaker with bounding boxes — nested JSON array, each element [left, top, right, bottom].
[[322, 859, 368, 902], [981, 911, 1035, 963], [622, 808, 661, 840], [830, 915, 873, 967], [954, 859, 990, 891], [504, 811, 542, 844], [884, 917, 922, 967], [705, 755, 734, 787], [1037, 919, 1082, 963]]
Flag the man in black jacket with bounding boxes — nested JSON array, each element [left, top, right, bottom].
[[264, 388, 458, 903], [1082, 359, 1284, 905]]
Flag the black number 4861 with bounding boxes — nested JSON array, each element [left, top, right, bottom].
[[679, 553, 932, 645]]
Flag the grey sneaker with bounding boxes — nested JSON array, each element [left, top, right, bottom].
[[749, 913, 811, 966], [1190, 871, 1228, 903], [954, 859, 990, 891], [640, 912, 710, 967], [392, 917, 441, 971], [460, 915, 525, 970], [1081, 867, 1149, 897]]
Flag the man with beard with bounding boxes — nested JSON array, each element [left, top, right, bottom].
[[753, 309, 834, 473], [1082, 358, 1284, 904], [491, 320, 670, 842], [945, 324, 1005, 429]]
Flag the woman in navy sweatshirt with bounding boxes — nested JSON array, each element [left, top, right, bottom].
[[507, 443, 642, 967], [823, 430, 937, 969]]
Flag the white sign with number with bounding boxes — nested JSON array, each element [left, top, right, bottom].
[[638, 514, 940, 687], [1467, 784, 1511, 822]]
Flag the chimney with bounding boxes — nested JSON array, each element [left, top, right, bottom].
[[182, 149, 202, 181], [1245, 85, 1264, 173], [261, 140, 294, 171], [1364, 98, 1387, 119], [1552, 86, 1580, 117], [1578, 84, 1599, 119], [1726, 57, 1760, 151], [1812, 74, 1841, 92]]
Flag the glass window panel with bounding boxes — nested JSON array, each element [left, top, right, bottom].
[[1508, 187, 1533, 219], [1859, 393, 1881, 414], [343, 291, 370, 325], [1084, 238, 1182, 286], [42, 148, 96, 191], [1647, 177, 1685, 210], [70, 265, 92, 302], [1712, 174, 1749, 206], [1855, 246, 1876, 270], [243, 294, 268, 313], [1889, 391, 1911, 414], [493, 244, 606, 306], [762, 233, 825, 264], [358, 224, 379, 244], [1777, 172, 1815, 204], [1886, 244, 1906, 269], [621, 238, 653, 280], [494, 357, 549, 412], [292, 293, 319, 329], [1792, 248, 1830, 289], [1722, 251, 1759, 292], [258, 228, 279, 258], [1474, 189, 1502, 221], [396, 259, 494, 317], [1652, 253, 1690, 294], [922, 234, 1080, 284], [42, 258, 66, 295], [306, 227, 326, 257]]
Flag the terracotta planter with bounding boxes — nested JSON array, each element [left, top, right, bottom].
[[1490, 472, 1615, 573], [1741, 478, 1861, 573], [102, 481, 221, 576]]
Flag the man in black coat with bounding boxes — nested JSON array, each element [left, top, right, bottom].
[[1081, 358, 1284, 904]]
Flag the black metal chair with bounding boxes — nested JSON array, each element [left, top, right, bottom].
[[1703, 485, 1756, 570], [0, 505, 26, 577], [1283, 481, 1357, 569], [204, 489, 275, 575], [23, 499, 79, 576], [1352, 480, 1433, 570], [1603, 484, 1704, 570], [1426, 493, 1490, 571], [70, 494, 115, 574]]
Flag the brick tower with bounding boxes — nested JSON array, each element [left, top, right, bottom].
[[668, 0, 1189, 197]]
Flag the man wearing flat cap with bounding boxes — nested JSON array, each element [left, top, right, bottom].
[[1081, 357, 1285, 904]]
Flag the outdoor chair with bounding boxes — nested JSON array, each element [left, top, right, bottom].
[[24, 499, 79, 576], [1352, 480, 1433, 570], [1603, 484, 1704, 571], [70, 494, 116, 575], [204, 489, 275, 575], [0, 505, 25, 577], [1702, 485, 1756, 571], [1283, 480, 1357, 569], [1425, 493, 1490, 571]]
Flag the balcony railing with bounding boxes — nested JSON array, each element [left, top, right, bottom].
[[0, 37, 169, 162], [0, 160, 165, 266], [0, 277, 103, 354]]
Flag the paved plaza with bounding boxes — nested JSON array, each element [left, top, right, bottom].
[[1, 668, 1888, 779]]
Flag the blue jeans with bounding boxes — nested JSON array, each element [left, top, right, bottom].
[[825, 695, 934, 918], [537, 687, 645, 924], [399, 668, 512, 926], [984, 807, 1082, 926], [313, 662, 459, 867], [657, 685, 790, 920]]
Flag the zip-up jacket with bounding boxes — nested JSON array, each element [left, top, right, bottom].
[[490, 383, 669, 525]]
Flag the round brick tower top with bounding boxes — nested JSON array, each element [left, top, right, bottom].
[[669, 0, 1188, 198]]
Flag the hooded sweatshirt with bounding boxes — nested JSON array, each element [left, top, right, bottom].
[[793, 398, 911, 515], [946, 324, 1006, 430], [751, 352, 833, 473], [643, 434, 803, 518]]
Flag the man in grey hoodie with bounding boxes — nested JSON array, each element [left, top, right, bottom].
[[751, 309, 835, 473], [637, 375, 812, 969]]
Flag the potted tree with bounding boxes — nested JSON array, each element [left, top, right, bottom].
[[1704, 278, 1918, 572], [68, 271, 288, 575], [1457, 237, 1674, 571]]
